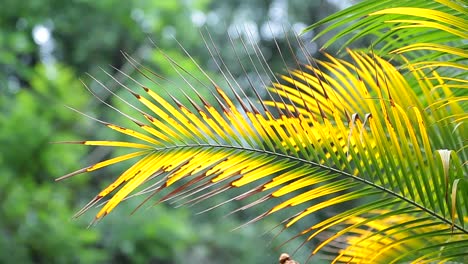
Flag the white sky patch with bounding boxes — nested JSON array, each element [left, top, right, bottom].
[[292, 22, 308, 35], [131, 8, 145, 22], [260, 21, 283, 40], [131, 8, 153, 33], [162, 26, 176, 39], [269, 0, 288, 22], [206, 11, 220, 26], [229, 21, 259, 44], [191, 10, 206, 27], [245, 21, 260, 44], [227, 24, 240, 39], [32, 23, 55, 64], [32, 25, 51, 46], [304, 41, 318, 54], [327, 0, 352, 9]]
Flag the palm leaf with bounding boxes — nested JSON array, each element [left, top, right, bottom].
[[58, 40, 468, 262], [57, 0, 468, 262]]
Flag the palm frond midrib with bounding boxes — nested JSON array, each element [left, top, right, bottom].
[[155, 142, 467, 234]]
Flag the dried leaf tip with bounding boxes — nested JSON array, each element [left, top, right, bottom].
[[279, 253, 299, 264]]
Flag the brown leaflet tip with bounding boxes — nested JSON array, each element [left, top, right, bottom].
[[55, 166, 91, 181], [158, 174, 209, 204], [107, 123, 125, 130], [144, 114, 155, 122], [200, 97, 211, 108], [86, 216, 101, 228], [231, 211, 269, 231], [49, 140, 86, 145], [91, 211, 107, 226], [131, 187, 163, 215], [142, 86, 150, 92], [235, 186, 263, 200], [170, 96, 184, 108], [132, 93, 142, 99], [183, 95, 203, 112], [73, 195, 104, 219], [133, 120, 145, 127], [211, 82, 221, 90], [247, 101, 260, 114], [319, 110, 328, 120], [99, 120, 112, 126]]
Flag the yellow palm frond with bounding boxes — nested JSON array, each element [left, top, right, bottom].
[[57, 0, 468, 262], [58, 45, 468, 262]]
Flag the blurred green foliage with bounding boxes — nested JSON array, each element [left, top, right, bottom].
[[0, 0, 342, 263]]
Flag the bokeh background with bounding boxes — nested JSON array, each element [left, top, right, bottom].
[[0, 0, 355, 263]]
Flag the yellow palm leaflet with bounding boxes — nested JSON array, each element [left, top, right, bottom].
[[198, 108, 230, 143], [392, 43, 468, 58], [270, 172, 336, 197], [142, 114, 182, 143], [136, 123, 172, 145], [166, 149, 234, 186], [370, 8, 467, 32], [269, 179, 355, 215], [275, 75, 332, 116], [135, 94, 194, 139], [280, 114, 310, 159], [215, 87, 258, 145], [207, 153, 256, 182], [231, 159, 297, 187], [88, 150, 151, 171], [143, 88, 204, 138], [96, 154, 166, 218], [262, 167, 320, 191], [256, 112, 288, 153], [205, 105, 239, 145], [178, 105, 215, 140], [83, 140, 154, 149], [286, 189, 375, 228], [95, 153, 161, 198], [412, 61, 468, 71], [106, 124, 161, 146], [245, 111, 273, 150]]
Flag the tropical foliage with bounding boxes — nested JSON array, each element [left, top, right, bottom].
[[59, 0, 467, 262]]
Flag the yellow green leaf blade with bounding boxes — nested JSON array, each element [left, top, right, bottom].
[[107, 124, 161, 146], [391, 43, 468, 58], [83, 140, 154, 149], [88, 150, 150, 172], [369, 8, 468, 32]]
